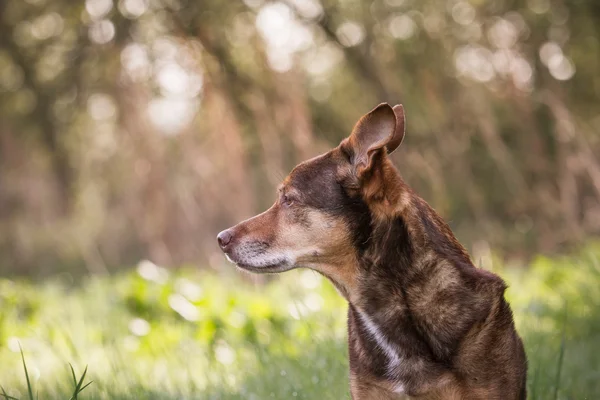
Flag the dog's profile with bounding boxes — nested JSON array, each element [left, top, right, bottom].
[[217, 103, 527, 399]]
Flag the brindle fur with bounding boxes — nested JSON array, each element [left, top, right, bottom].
[[217, 103, 527, 399]]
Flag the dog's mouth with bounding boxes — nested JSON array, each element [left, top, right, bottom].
[[234, 262, 294, 274], [224, 250, 294, 274]]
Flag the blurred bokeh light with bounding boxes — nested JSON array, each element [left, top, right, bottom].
[[0, 0, 598, 275]]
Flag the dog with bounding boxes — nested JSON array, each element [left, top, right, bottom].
[[217, 103, 527, 399]]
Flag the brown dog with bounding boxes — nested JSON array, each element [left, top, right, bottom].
[[217, 103, 527, 399]]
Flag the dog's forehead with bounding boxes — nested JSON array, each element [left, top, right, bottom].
[[284, 150, 346, 209], [287, 152, 334, 186]]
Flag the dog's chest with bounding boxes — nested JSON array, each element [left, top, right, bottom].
[[347, 305, 446, 396], [355, 309, 404, 372], [348, 306, 410, 389]]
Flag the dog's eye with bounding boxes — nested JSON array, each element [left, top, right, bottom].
[[281, 194, 294, 207]]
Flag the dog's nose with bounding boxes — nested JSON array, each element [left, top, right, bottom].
[[217, 229, 233, 250]]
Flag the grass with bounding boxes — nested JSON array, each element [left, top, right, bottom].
[[1, 243, 600, 399], [0, 346, 92, 400]]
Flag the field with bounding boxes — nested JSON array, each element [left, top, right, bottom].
[[1, 244, 600, 399]]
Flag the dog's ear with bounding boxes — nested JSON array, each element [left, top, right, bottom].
[[388, 104, 406, 153], [346, 103, 405, 177]]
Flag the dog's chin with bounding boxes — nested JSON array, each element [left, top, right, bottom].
[[234, 262, 295, 274], [223, 251, 295, 274]]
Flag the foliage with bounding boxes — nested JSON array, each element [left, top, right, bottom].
[[1, 244, 600, 399], [503, 242, 600, 399]]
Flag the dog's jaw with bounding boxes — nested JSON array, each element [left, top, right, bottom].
[[223, 244, 297, 273]]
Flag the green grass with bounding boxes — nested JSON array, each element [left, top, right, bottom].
[[1, 244, 600, 399], [1, 347, 92, 400]]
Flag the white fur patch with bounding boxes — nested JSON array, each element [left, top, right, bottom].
[[248, 251, 294, 267], [356, 308, 402, 369], [356, 309, 406, 394], [394, 384, 406, 394]]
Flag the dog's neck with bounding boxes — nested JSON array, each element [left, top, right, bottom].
[[324, 160, 491, 313], [355, 159, 474, 288], [352, 191, 442, 306], [343, 177, 507, 395]]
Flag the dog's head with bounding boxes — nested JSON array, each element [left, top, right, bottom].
[[217, 103, 406, 295]]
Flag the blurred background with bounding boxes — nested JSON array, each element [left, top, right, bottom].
[[1, 0, 600, 399], [1, 0, 599, 276]]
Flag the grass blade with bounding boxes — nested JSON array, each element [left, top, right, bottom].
[[552, 333, 566, 400], [78, 381, 93, 393], [530, 362, 540, 400], [19, 344, 34, 400], [69, 365, 92, 400], [69, 364, 78, 386], [0, 386, 18, 400], [553, 305, 568, 400], [75, 365, 88, 392]]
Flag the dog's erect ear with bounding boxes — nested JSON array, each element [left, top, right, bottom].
[[347, 103, 405, 176], [389, 104, 405, 153]]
